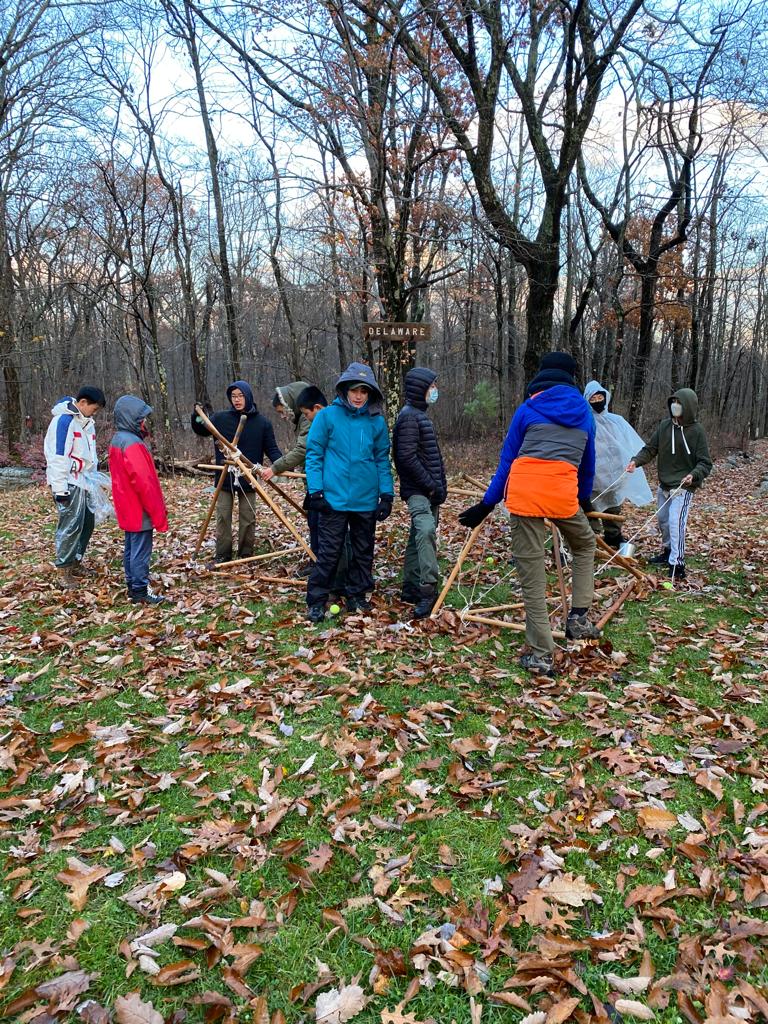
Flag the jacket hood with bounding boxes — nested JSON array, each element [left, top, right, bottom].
[[584, 379, 612, 410], [51, 397, 79, 418], [335, 362, 384, 414], [114, 395, 152, 434], [404, 367, 437, 408], [274, 380, 310, 421], [227, 380, 256, 414], [669, 387, 698, 425], [527, 385, 593, 430]]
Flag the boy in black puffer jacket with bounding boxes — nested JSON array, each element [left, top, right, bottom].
[[191, 381, 281, 563], [393, 368, 447, 618]]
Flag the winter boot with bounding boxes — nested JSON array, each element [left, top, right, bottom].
[[306, 604, 326, 623], [347, 596, 373, 614], [648, 547, 671, 566], [57, 565, 78, 590], [565, 611, 601, 640], [412, 585, 437, 620], [400, 581, 421, 604], [519, 652, 556, 676], [668, 562, 686, 581], [129, 587, 166, 605]]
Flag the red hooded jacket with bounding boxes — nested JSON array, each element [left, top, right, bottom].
[[109, 396, 168, 533]]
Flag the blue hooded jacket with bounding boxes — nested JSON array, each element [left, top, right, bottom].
[[484, 385, 596, 517], [305, 363, 394, 512]]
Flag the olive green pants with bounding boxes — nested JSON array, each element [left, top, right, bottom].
[[510, 509, 596, 657], [402, 495, 440, 590], [215, 488, 257, 561]]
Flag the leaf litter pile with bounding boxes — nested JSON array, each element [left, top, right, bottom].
[[1, 442, 767, 1024]]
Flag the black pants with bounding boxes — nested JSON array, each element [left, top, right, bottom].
[[307, 510, 376, 606]]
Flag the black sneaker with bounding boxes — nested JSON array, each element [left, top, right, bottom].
[[648, 547, 671, 565], [346, 596, 373, 613], [668, 562, 686, 580], [296, 561, 313, 579], [305, 598, 325, 622], [565, 612, 601, 640], [519, 652, 556, 676], [413, 586, 437, 620], [129, 588, 166, 605]]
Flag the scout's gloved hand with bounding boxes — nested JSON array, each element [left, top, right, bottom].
[[376, 495, 393, 522], [579, 497, 594, 516], [54, 492, 71, 506], [458, 501, 493, 529], [307, 492, 332, 513]]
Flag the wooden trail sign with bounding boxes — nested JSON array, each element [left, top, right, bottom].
[[364, 322, 431, 343]]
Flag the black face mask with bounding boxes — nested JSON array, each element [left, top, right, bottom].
[[590, 398, 606, 414]]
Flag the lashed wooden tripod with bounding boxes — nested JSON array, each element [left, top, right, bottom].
[[193, 405, 316, 563]]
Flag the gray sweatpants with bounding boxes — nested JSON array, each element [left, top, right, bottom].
[[54, 486, 95, 567]]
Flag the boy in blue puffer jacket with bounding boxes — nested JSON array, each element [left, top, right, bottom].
[[304, 363, 395, 621]]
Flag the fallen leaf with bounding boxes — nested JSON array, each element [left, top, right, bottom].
[[614, 999, 655, 1020], [114, 991, 164, 1024], [316, 983, 367, 1022]]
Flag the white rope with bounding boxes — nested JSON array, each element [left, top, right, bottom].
[[596, 484, 684, 575], [591, 469, 628, 506]]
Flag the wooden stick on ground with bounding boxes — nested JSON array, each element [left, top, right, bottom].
[[595, 535, 648, 582], [587, 510, 626, 523], [596, 578, 636, 631], [462, 611, 566, 640], [194, 405, 316, 561], [461, 472, 488, 493], [192, 414, 247, 557], [431, 521, 486, 617], [210, 547, 301, 569], [247, 575, 306, 587]]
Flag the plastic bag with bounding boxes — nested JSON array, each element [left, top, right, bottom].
[[84, 471, 114, 525]]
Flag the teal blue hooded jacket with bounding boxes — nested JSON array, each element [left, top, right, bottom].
[[305, 363, 394, 512]]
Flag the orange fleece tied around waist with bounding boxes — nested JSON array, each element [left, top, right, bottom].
[[504, 457, 579, 518]]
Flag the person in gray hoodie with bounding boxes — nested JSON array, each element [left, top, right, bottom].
[[627, 387, 712, 581]]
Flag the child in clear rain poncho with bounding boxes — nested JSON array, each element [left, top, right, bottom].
[[583, 381, 653, 548]]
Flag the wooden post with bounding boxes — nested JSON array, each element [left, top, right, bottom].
[[430, 522, 486, 618], [194, 405, 316, 561], [192, 413, 247, 557], [550, 522, 570, 623]]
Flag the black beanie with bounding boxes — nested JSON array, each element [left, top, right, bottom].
[[76, 385, 106, 406], [526, 351, 578, 397]]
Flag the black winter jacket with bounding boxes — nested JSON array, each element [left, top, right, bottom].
[[393, 368, 447, 503], [191, 380, 281, 493]]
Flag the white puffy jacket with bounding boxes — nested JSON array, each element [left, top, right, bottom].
[[44, 399, 98, 495]]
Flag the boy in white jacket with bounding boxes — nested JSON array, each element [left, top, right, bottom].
[[44, 386, 106, 586]]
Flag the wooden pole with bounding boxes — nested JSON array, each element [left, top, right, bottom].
[[596, 578, 636, 631], [246, 575, 306, 587], [461, 473, 487, 493], [462, 611, 566, 640], [192, 414, 247, 557], [210, 546, 300, 569], [550, 522, 570, 623], [587, 510, 626, 523], [194, 405, 316, 561], [595, 535, 648, 582], [430, 521, 486, 617]]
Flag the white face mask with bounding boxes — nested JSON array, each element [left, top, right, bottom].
[[670, 401, 683, 418], [426, 386, 439, 405]]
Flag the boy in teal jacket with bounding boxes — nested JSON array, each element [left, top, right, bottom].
[[305, 363, 394, 621]]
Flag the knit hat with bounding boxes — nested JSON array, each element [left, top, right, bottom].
[[526, 351, 577, 397], [76, 385, 106, 406]]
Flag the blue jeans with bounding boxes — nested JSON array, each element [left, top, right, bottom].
[[124, 529, 154, 593]]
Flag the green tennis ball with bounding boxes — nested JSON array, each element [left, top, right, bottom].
[[661, 581, 673, 590], [329, 603, 341, 615], [486, 556, 495, 565]]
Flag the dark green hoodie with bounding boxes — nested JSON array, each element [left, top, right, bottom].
[[633, 388, 712, 491]]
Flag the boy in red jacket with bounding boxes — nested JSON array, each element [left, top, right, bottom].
[[109, 396, 168, 604]]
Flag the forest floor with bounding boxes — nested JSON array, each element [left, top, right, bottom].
[[1, 442, 767, 1024]]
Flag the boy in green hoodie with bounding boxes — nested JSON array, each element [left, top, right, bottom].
[[627, 388, 712, 581]]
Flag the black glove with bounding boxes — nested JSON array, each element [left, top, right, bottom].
[[458, 501, 493, 529], [54, 492, 71, 506], [307, 492, 332, 514], [376, 495, 394, 522], [580, 498, 594, 516]]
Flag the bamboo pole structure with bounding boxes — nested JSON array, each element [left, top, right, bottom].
[[192, 414, 247, 557], [194, 405, 315, 561], [210, 547, 300, 570], [596, 578, 636, 630], [195, 462, 306, 517], [430, 522, 486, 617]]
